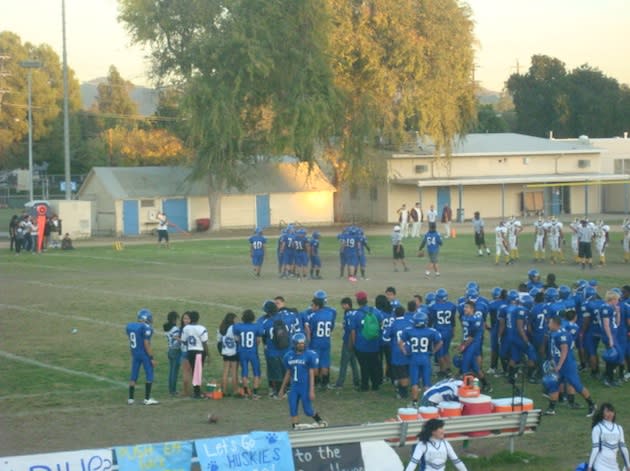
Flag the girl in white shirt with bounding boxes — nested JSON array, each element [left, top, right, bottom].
[[588, 403, 630, 471], [217, 312, 240, 396], [405, 418, 467, 471]]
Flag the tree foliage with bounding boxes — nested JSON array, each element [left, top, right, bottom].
[[103, 127, 190, 166], [507, 55, 629, 138]]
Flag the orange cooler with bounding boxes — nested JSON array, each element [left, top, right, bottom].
[[438, 401, 462, 417], [418, 406, 439, 420], [460, 394, 493, 437], [398, 407, 420, 421], [492, 397, 534, 412]]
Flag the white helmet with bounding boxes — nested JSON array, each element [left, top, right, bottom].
[[394, 225, 401, 232]]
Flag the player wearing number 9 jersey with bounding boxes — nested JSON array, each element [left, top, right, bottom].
[[399, 310, 442, 407], [305, 297, 336, 388], [233, 309, 264, 399], [126, 308, 158, 405]]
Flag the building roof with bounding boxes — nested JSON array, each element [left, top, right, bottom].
[[394, 133, 600, 158], [77, 162, 335, 200], [392, 173, 628, 187]]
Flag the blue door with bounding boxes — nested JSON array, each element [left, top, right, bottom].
[[163, 199, 188, 233], [437, 186, 451, 212], [256, 194, 270, 229], [123, 200, 139, 236]]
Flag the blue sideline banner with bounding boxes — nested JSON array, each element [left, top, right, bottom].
[[195, 431, 294, 471], [114, 441, 192, 471], [0, 448, 113, 471]]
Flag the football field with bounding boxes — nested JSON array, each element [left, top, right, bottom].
[[1, 228, 629, 470]]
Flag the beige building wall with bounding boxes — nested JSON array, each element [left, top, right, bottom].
[[387, 184, 422, 223], [49, 200, 92, 239], [78, 176, 115, 236], [221, 194, 256, 227]]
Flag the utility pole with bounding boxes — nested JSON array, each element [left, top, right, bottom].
[[62, 0, 72, 200]]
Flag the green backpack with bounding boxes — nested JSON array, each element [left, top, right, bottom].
[[361, 308, 380, 340]]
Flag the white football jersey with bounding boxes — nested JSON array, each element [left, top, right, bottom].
[[181, 324, 208, 352]]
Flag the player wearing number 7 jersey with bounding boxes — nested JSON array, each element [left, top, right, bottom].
[[305, 296, 336, 388], [399, 310, 443, 407], [126, 308, 158, 405], [233, 309, 264, 399]]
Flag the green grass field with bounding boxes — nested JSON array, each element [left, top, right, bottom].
[[1, 229, 628, 470]]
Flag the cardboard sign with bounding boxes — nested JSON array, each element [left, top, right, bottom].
[[114, 441, 192, 471], [1, 448, 112, 471], [292, 443, 364, 471], [196, 431, 294, 471]]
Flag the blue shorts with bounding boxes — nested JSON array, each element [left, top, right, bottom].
[[310, 255, 321, 268], [409, 360, 432, 388], [288, 385, 314, 417], [435, 330, 453, 359], [130, 354, 154, 383], [359, 254, 366, 268], [295, 251, 308, 267], [510, 340, 536, 363], [344, 250, 358, 267], [311, 345, 330, 368], [461, 347, 479, 374], [490, 325, 499, 353], [530, 332, 546, 350], [251, 252, 264, 267], [559, 364, 584, 394], [239, 352, 261, 378], [583, 332, 601, 357], [282, 250, 295, 266]]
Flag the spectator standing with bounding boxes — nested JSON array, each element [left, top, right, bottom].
[[441, 204, 452, 239], [397, 204, 410, 238], [331, 297, 360, 390], [351, 291, 383, 391], [426, 204, 438, 225], [163, 311, 181, 397], [410, 203, 423, 238]]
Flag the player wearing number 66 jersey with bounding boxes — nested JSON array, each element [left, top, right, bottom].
[[305, 296, 336, 388], [233, 309, 264, 399], [399, 310, 442, 407], [126, 308, 158, 405]]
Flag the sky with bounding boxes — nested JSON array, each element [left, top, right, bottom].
[[2, 0, 630, 92]]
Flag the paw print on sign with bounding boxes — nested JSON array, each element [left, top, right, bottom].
[[208, 461, 219, 471], [266, 433, 278, 445]]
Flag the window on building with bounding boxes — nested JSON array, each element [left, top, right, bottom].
[[614, 158, 630, 174], [140, 199, 155, 208]]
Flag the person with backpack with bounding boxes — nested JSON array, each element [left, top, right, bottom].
[[305, 294, 336, 389], [405, 418, 468, 471], [261, 300, 290, 398], [350, 291, 383, 391]]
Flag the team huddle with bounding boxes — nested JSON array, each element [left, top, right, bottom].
[[493, 216, 630, 267]]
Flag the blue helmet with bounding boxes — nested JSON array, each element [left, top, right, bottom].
[[588, 279, 598, 287], [542, 372, 559, 394], [313, 290, 327, 301], [575, 463, 588, 471], [137, 308, 153, 323], [312, 231, 320, 239], [611, 287, 622, 296], [542, 360, 555, 375], [413, 311, 429, 327], [529, 287, 540, 298], [453, 354, 463, 370], [545, 288, 559, 302], [507, 289, 520, 303], [491, 287, 503, 300], [558, 285, 571, 300], [521, 294, 534, 309], [262, 300, 277, 315], [425, 292, 436, 306], [435, 288, 448, 302], [602, 347, 620, 364], [466, 281, 479, 291], [584, 286, 597, 300], [466, 288, 479, 300], [292, 332, 307, 349], [254, 227, 262, 234], [527, 268, 540, 280]]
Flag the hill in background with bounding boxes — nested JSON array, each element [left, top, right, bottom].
[[80, 78, 158, 116]]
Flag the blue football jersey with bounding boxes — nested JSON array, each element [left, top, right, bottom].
[[126, 321, 152, 356]]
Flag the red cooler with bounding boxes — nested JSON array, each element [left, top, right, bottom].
[[460, 394, 493, 437]]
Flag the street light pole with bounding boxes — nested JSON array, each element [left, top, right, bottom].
[[62, 0, 72, 200], [19, 60, 42, 202]]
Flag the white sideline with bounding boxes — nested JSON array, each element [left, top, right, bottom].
[[0, 304, 124, 328], [0, 350, 127, 387]]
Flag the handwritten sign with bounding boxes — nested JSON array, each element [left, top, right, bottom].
[[114, 441, 192, 471], [0, 448, 113, 471], [195, 431, 294, 471], [292, 443, 364, 471]]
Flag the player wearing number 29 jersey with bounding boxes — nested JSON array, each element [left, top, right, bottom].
[[126, 308, 158, 405]]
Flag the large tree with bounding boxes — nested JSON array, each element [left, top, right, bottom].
[[118, 0, 476, 228]]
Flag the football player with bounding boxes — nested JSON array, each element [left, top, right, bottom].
[[593, 220, 610, 266], [623, 218, 630, 263], [382, 305, 412, 399], [457, 301, 492, 393], [279, 333, 327, 429], [533, 216, 548, 262], [429, 288, 457, 377], [305, 295, 336, 388], [309, 231, 322, 279], [293, 228, 310, 280], [547, 216, 565, 264], [126, 308, 159, 405], [569, 217, 581, 263], [507, 216, 523, 260], [248, 227, 267, 277], [495, 221, 511, 265]]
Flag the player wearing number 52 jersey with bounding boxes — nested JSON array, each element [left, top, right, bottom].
[[399, 310, 442, 407], [429, 288, 457, 377], [233, 309, 264, 399], [305, 297, 336, 388], [126, 308, 158, 405]]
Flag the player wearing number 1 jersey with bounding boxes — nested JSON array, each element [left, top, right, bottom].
[[233, 309, 264, 399], [399, 309, 442, 407], [248, 228, 267, 277], [126, 308, 158, 405], [305, 297, 336, 388]]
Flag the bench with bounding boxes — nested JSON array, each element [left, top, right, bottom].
[[289, 410, 543, 453]]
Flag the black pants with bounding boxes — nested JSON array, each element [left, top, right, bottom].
[[356, 350, 382, 391]]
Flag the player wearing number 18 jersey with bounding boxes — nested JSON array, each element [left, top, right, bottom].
[[233, 309, 264, 399], [126, 308, 158, 405]]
